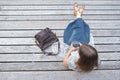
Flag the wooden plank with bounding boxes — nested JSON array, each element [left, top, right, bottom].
[[0, 54, 61, 62], [0, 45, 120, 53], [0, 38, 36, 45], [0, 21, 120, 29], [0, 30, 119, 37], [0, 53, 119, 61], [94, 37, 120, 44], [0, 37, 119, 45], [91, 30, 120, 37], [0, 46, 40, 53], [0, 62, 67, 71], [1, 5, 120, 10], [0, 0, 120, 5], [0, 30, 62, 38], [0, 70, 119, 80], [0, 15, 120, 21], [0, 61, 119, 71], [95, 45, 120, 52], [0, 45, 119, 53], [99, 61, 120, 69], [99, 53, 120, 61], [0, 10, 120, 16]]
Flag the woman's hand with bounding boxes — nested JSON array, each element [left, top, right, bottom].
[[69, 44, 79, 51]]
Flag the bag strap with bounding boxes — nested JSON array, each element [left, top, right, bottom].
[[35, 40, 43, 50], [35, 39, 60, 56]]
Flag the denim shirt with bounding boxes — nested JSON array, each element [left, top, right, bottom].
[[64, 18, 90, 45]]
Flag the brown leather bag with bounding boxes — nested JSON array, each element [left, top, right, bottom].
[[35, 28, 60, 55]]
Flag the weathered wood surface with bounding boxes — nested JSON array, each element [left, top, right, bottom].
[[0, 21, 120, 29], [1, 5, 120, 10], [0, 70, 120, 80], [0, 30, 120, 37], [0, 45, 120, 53], [0, 10, 120, 16], [0, 0, 120, 80], [0, 37, 119, 45], [0, 61, 120, 71], [0, 53, 119, 61], [1, 15, 120, 21], [0, 0, 120, 5]]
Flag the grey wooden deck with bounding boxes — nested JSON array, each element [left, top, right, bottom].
[[0, 0, 120, 80]]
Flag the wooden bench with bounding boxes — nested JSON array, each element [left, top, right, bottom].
[[0, 0, 120, 80]]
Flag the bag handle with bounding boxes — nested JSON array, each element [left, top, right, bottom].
[[35, 39, 60, 56]]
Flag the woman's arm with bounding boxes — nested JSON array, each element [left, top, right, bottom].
[[63, 45, 77, 67], [63, 49, 73, 67]]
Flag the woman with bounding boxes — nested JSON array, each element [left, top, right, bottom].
[[59, 3, 99, 72]]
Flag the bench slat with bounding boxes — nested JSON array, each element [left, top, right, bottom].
[[0, 30, 119, 37], [0, 0, 120, 5], [0, 21, 120, 29], [0, 37, 119, 45], [0, 61, 119, 71], [0, 70, 119, 80], [0, 45, 120, 53], [0, 15, 120, 21], [0, 53, 119, 61], [0, 10, 120, 15], [1, 6, 120, 10]]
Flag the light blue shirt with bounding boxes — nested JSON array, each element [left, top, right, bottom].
[[58, 33, 97, 71]]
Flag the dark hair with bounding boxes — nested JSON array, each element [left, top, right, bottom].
[[76, 44, 98, 72]]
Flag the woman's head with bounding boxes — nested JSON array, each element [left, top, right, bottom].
[[76, 44, 98, 72]]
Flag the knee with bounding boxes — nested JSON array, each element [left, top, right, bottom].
[[75, 18, 84, 25]]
